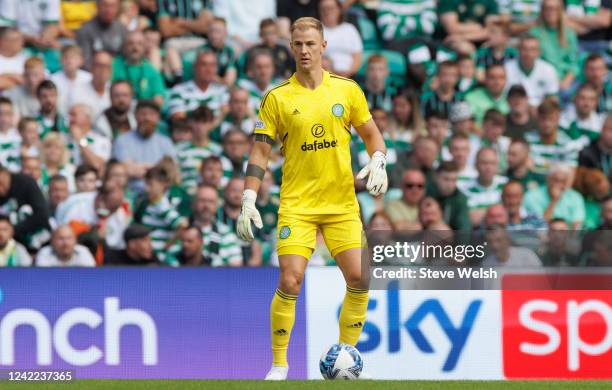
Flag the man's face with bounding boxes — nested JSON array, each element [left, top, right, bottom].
[[69, 106, 91, 129], [519, 39, 540, 67], [52, 227, 76, 259], [38, 88, 58, 114], [501, 183, 523, 213], [124, 33, 146, 62], [476, 150, 498, 182], [201, 161, 222, 187], [584, 58, 607, 86], [449, 138, 470, 166], [181, 228, 203, 258], [0, 220, 13, 248], [485, 67, 506, 97], [507, 142, 529, 168], [61, 52, 83, 74], [224, 179, 244, 208], [435, 171, 458, 196], [537, 112, 560, 138], [402, 171, 426, 205], [24, 66, 45, 91], [548, 220, 569, 249], [106, 164, 128, 188], [575, 88, 598, 117], [426, 117, 449, 145], [547, 171, 568, 191], [229, 90, 249, 118], [0, 103, 14, 131], [76, 172, 98, 193], [251, 55, 274, 86], [129, 236, 153, 259], [193, 187, 218, 219], [0, 30, 24, 56], [260, 24, 278, 46], [92, 53, 113, 83], [290, 27, 326, 72], [21, 158, 41, 181], [111, 84, 133, 112], [366, 61, 388, 86], [508, 94, 529, 114], [0, 171, 10, 197], [485, 205, 509, 226], [98, 0, 120, 24], [49, 180, 69, 207], [438, 65, 459, 91], [391, 96, 411, 123], [208, 21, 227, 48], [136, 107, 160, 138], [101, 186, 124, 211], [419, 198, 442, 226], [415, 140, 439, 168], [194, 53, 218, 84], [483, 120, 504, 142], [223, 132, 249, 162]]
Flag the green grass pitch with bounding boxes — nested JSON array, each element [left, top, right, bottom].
[[2, 381, 611, 389]]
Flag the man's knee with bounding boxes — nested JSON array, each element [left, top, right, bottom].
[[278, 269, 304, 295]]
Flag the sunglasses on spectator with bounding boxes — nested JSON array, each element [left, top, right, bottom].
[[404, 183, 425, 189]]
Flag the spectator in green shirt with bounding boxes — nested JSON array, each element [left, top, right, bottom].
[[426, 161, 472, 231], [529, 0, 579, 90], [523, 163, 586, 229], [112, 31, 166, 107], [464, 64, 509, 125]]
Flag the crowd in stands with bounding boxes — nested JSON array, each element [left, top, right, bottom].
[[0, 0, 609, 268]]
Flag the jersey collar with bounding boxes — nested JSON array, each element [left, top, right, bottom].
[[291, 70, 330, 91]]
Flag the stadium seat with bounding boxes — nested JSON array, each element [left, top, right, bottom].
[[356, 50, 407, 88], [357, 16, 381, 51]]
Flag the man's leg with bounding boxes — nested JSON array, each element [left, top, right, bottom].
[[270, 253, 309, 367], [335, 248, 369, 345]]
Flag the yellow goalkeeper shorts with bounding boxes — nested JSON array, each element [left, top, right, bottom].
[[276, 212, 364, 259]]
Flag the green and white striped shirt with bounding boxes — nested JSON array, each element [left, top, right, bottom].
[[176, 140, 222, 195], [525, 130, 585, 174], [237, 78, 279, 114], [167, 80, 229, 117], [560, 107, 605, 142], [377, 0, 437, 40], [0, 128, 21, 173], [498, 0, 541, 23], [201, 222, 242, 266], [459, 175, 508, 210], [138, 196, 186, 261]]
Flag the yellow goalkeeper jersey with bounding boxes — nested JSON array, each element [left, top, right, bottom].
[[255, 71, 372, 215]]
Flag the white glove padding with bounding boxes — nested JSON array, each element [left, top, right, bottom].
[[356, 151, 388, 196], [236, 189, 263, 241]]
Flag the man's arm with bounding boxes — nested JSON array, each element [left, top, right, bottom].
[[158, 16, 190, 38], [181, 10, 213, 35], [244, 135, 273, 192], [354, 118, 386, 156]]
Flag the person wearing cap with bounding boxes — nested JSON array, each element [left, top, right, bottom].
[[464, 63, 509, 125], [112, 100, 177, 194], [505, 84, 538, 140], [104, 223, 160, 266], [441, 102, 481, 168]]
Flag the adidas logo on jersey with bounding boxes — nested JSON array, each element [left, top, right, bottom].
[[274, 328, 288, 336], [301, 139, 338, 152], [347, 321, 363, 328], [292, 109, 300, 115]]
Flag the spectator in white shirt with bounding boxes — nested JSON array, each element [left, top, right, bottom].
[[51, 45, 92, 115], [319, 0, 362, 78], [67, 104, 112, 175], [66, 51, 113, 120], [36, 225, 95, 267], [0, 28, 27, 91], [4, 57, 46, 117], [505, 34, 559, 107]]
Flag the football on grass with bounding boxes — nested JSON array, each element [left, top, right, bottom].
[[319, 343, 363, 380]]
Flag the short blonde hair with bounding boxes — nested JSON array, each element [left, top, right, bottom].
[[41, 132, 70, 167], [24, 56, 45, 70], [291, 17, 323, 37]]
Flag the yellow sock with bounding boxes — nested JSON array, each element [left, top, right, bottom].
[[338, 286, 369, 345], [270, 288, 297, 366]]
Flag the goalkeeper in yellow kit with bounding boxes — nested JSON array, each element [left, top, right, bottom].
[[236, 17, 388, 380]]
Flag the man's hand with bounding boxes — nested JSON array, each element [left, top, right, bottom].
[[356, 151, 388, 196], [236, 189, 263, 241]]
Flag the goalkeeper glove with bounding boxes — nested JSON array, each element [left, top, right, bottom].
[[236, 189, 263, 241], [356, 150, 388, 196]]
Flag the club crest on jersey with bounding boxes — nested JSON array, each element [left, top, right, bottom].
[[255, 119, 265, 129], [279, 226, 291, 239], [332, 103, 344, 117]]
